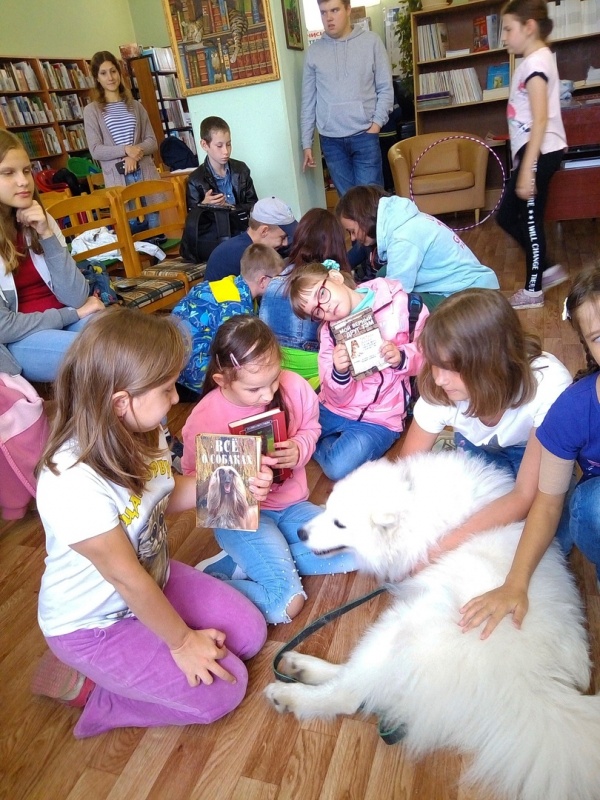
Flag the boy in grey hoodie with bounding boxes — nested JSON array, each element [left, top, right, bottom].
[[300, 0, 393, 198]]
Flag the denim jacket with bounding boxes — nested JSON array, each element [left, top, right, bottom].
[[259, 265, 320, 352]]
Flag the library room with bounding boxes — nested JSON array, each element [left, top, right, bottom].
[[1, 0, 600, 798]]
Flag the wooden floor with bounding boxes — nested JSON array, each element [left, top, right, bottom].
[[2, 216, 600, 800]]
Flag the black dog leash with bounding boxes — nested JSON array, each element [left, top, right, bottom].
[[272, 586, 408, 745]]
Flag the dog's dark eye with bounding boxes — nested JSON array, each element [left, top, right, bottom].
[[333, 519, 346, 529]]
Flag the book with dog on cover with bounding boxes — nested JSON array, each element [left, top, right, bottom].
[[329, 308, 388, 380], [195, 433, 261, 531], [228, 407, 292, 484]]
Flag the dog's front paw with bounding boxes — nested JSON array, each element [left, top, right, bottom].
[[264, 681, 300, 714], [277, 652, 339, 685]]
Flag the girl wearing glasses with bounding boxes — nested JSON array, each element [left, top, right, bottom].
[[289, 262, 429, 480]]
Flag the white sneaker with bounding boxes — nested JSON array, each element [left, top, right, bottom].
[[509, 289, 544, 310], [542, 265, 568, 292]]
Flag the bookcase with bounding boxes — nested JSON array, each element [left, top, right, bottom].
[[127, 48, 197, 165], [0, 55, 94, 167], [411, 0, 600, 139]]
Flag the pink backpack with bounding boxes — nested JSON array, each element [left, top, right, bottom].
[[0, 374, 49, 520]]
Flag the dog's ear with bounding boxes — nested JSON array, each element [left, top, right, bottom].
[[370, 511, 399, 534]]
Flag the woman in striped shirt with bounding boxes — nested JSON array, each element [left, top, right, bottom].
[[84, 51, 161, 230]]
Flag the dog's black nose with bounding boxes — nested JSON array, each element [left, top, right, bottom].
[[298, 528, 308, 541]]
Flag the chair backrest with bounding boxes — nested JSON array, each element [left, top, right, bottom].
[[115, 177, 186, 277], [87, 172, 106, 192], [46, 190, 125, 265], [40, 189, 72, 211]]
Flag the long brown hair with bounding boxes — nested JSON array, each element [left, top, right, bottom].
[[502, 0, 553, 41], [336, 185, 390, 241], [0, 130, 43, 274], [202, 315, 291, 427], [564, 265, 600, 381], [39, 307, 189, 495], [287, 208, 350, 271], [90, 51, 132, 107], [418, 289, 543, 418]]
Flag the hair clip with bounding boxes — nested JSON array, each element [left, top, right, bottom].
[[322, 259, 340, 272], [562, 297, 570, 321], [230, 353, 241, 369]]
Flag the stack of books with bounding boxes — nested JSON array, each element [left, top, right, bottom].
[[416, 91, 452, 110]]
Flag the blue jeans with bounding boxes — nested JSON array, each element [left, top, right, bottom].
[[454, 433, 526, 479], [555, 477, 600, 581], [125, 169, 160, 231], [320, 131, 384, 198], [314, 403, 400, 481], [7, 316, 91, 382], [214, 501, 357, 624]]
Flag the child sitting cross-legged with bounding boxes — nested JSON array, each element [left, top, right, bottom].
[[288, 261, 429, 481], [172, 243, 284, 399], [181, 315, 357, 624]]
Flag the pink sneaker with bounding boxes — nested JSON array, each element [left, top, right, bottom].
[[542, 265, 568, 292], [509, 289, 544, 310]]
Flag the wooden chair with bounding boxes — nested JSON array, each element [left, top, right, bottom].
[[39, 189, 71, 211], [115, 177, 205, 288], [47, 191, 187, 314], [87, 172, 106, 192], [388, 132, 489, 223]]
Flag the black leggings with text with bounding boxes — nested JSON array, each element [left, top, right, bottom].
[[496, 146, 564, 292]]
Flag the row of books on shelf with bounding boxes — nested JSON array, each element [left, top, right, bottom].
[[180, 31, 272, 87], [0, 94, 50, 126], [418, 62, 510, 107], [417, 22, 449, 61], [473, 13, 501, 53], [418, 13, 502, 62], [59, 123, 87, 152], [15, 127, 62, 158], [419, 67, 483, 105], [40, 61, 93, 91], [141, 46, 176, 72], [0, 61, 40, 92], [156, 73, 183, 98], [547, 0, 600, 40], [161, 100, 190, 129], [50, 92, 88, 122]]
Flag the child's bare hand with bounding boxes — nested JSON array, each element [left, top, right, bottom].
[[381, 341, 402, 368], [459, 582, 529, 639], [333, 343, 351, 373], [16, 200, 51, 238], [203, 189, 226, 206], [170, 628, 235, 686], [123, 155, 139, 175], [249, 462, 274, 501], [516, 169, 536, 200], [272, 439, 299, 469]]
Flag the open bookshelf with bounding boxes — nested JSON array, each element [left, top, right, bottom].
[[0, 56, 93, 166], [411, 0, 600, 139], [126, 48, 197, 167]]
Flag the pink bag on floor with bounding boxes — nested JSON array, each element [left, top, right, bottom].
[[0, 373, 49, 520]]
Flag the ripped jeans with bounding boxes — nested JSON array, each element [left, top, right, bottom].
[[215, 501, 357, 624]]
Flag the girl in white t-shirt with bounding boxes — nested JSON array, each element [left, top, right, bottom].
[[401, 289, 571, 566], [32, 307, 267, 738], [497, 0, 568, 310]]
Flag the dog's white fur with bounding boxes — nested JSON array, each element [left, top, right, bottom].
[[265, 451, 600, 800]]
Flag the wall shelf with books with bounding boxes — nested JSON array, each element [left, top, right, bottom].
[[126, 48, 197, 166], [0, 55, 93, 167]]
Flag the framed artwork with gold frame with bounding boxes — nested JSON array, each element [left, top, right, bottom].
[[162, 0, 280, 95]]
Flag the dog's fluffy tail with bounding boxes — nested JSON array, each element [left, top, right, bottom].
[[467, 690, 600, 800]]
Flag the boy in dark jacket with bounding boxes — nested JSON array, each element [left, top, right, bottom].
[[185, 116, 258, 212]]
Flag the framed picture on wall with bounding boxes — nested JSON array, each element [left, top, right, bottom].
[[281, 0, 304, 50], [162, 0, 280, 95]]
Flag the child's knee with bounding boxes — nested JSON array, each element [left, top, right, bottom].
[[265, 589, 307, 624], [286, 592, 305, 620]]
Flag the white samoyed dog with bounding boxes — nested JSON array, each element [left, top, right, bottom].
[[265, 450, 600, 800]]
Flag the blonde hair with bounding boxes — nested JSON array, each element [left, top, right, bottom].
[[0, 130, 43, 274], [40, 307, 189, 495], [418, 289, 542, 418], [287, 262, 356, 320], [240, 243, 284, 282]]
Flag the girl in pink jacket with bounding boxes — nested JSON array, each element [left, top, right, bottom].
[[289, 261, 428, 480]]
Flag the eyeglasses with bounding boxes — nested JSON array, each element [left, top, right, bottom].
[[310, 278, 331, 322]]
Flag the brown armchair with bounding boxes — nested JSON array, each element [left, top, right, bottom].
[[388, 132, 489, 222]]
